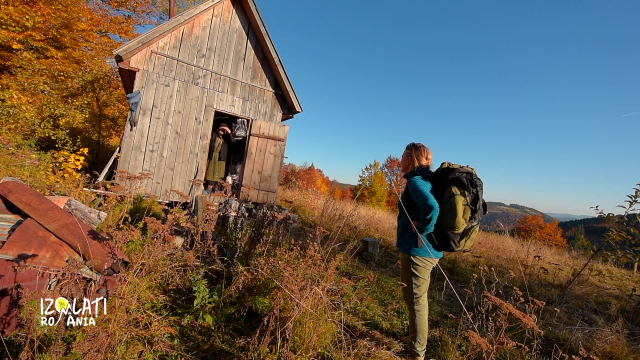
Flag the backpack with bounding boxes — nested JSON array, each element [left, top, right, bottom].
[[429, 162, 488, 252]]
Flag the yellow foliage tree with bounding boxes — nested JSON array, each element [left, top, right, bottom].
[[354, 160, 389, 209]]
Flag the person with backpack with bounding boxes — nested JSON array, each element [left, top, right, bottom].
[[397, 142, 442, 360]]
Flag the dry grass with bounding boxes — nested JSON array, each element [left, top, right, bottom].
[[4, 182, 640, 359]]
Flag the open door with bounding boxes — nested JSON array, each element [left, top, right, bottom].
[[241, 119, 289, 203]]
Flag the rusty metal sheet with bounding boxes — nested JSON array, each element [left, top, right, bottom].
[[0, 259, 51, 335], [0, 180, 128, 273], [0, 218, 84, 269]]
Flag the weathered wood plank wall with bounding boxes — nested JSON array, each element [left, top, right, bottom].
[[117, 0, 289, 201], [241, 119, 288, 203]]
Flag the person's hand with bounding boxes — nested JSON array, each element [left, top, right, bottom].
[[411, 220, 419, 233]]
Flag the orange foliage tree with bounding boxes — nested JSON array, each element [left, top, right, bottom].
[[515, 214, 568, 248], [280, 162, 354, 200], [280, 163, 331, 194], [382, 155, 405, 210], [0, 0, 158, 169]]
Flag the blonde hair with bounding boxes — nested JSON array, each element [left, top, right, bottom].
[[405, 142, 432, 168]]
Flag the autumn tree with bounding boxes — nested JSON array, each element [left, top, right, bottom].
[[280, 163, 332, 194], [341, 186, 354, 200], [354, 160, 389, 209], [382, 155, 405, 210], [0, 0, 158, 170], [280, 163, 300, 189], [515, 214, 568, 248]]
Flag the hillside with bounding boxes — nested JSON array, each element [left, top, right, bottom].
[[481, 201, 556, 232]]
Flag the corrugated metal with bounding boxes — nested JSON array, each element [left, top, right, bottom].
[[0, 218, 84, 269], [0, 180, 129, 273], [0, 259, 52, 335]]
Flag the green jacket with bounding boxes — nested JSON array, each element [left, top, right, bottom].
[[396, 167, 442, 259]]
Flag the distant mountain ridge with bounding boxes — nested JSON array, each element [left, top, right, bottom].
[[545, 213, 592, 222], [481, 202, 556, 232]]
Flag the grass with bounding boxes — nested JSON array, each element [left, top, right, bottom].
[[2, 158, 640, 359]]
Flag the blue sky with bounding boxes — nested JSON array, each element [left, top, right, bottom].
[[255, 0, 639, 216]]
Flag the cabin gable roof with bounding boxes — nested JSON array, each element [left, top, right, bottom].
[[114, 0, 302, 115]]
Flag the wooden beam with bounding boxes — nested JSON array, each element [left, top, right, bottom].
[[151, 50, 281, 95]]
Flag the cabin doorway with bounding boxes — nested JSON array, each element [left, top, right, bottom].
[[205, 112, 249, 195]]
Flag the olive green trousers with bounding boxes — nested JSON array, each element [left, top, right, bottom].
[[400, 252, 439, 359]]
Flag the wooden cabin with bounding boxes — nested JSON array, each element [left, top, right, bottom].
[[112, 0, 302, 203]]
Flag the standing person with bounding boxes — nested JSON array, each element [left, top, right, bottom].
[[397, 142, 442, 360], [204, 122, 235, 193]]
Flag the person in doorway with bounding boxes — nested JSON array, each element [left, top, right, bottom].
[[204, 122, 236, 194], [397, 142, 442, 360]]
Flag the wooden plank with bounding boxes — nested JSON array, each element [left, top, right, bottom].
[[216, 0, 239, 113], [259, 88, 269, 121], [263, 86, 274, 122], [232, 1, 250, 81], [212, 0, 234, 75], [192, 8, 214, 86], [142, 74, 171, 191], [194, 91, 217, 195], [175, 21, 195, 82], [229, 1, 248, 115], [164, 26, 184, 79], [270, 92, 281, 123], [242, 26, 255, 83], [153, 35, 170, 74], [170, 83, 200, 200], [129, 72, 159, 180], [146, 41, 160, 73], [262, 50, 277, 91], [117, 70, 148, 174], [227, 79, 240, 113], [185, 14, 204, 85], [216, 77, 230, 112], [268, 124, 289, 202], [248, 33, 261, 86], [231, 3, 249, 118], [185, 87, 208, 197], [257, 122, 277, 203], [97, 147, 119, 182], [139, 47, 150, 71], [248, 85, 258, 120], [241, 119, 262, 201], [158, 80, 188, 199], [221, 0, 240, 77], [128, 51, 142, 69], [202, 0, 225, 88], [151, 78, 179, 197], [239, 82, 250, 117], [249, 120, 269, 201], [254, 40, 267, 89]]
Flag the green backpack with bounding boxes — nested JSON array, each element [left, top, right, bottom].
[[430, 162, 487, 252]]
